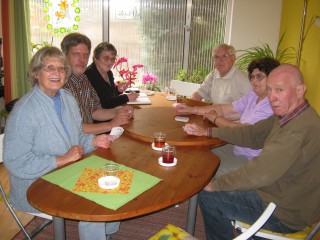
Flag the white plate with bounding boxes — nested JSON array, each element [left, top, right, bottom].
[[166, 95, 177, 101], [158, 157, 177, 167], [151, 142, 168, 151], [98, 176, 120, 190]]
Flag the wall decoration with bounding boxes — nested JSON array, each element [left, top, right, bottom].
[[43, 0, 80, 38]]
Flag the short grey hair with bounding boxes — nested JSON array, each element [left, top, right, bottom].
[[28, 46, 71, 86], [93, 42, 117, 59], [213, 44, 236, 56]]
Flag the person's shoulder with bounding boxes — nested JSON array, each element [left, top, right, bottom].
[[8, 90, 38, 118], [61, 89, 80, 106], [232, 66, 247, 78], [84, 62, 95, 75], [61, 88, 75, 99]]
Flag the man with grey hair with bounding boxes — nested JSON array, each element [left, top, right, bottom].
[[192, 44, 251, 104]]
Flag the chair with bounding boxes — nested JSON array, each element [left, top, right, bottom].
[[169, 80, 201, 98], [0, 133, 52, 240], [149, 202, 319, 240], [234, 202, 320, 240], [0, 108, 9, 133]]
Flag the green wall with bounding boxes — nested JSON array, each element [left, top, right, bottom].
[[280, 0, 320, 113]]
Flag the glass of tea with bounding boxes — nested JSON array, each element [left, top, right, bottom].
[[162, 145, 176, 163], [153, 132, 166, 148]]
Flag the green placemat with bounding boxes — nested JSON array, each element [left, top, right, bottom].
[[41, 155, 162, 210]]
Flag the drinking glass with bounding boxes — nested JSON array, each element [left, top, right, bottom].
[[162, 145, 176, 163], [101, 163, 119, 178], [153, 132, 166, 148]]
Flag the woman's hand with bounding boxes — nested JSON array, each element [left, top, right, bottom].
[[183, 123, 207, 136], [204, 110, 219, 122], [92, 134, 115, 149], [127, 92, 139, 102], [116, 82, 128, 93], [56, 145, 84, 167]]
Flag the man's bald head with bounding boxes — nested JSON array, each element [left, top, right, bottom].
[[267, 64, 306, 117]]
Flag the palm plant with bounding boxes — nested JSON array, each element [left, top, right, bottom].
[[235, 32, 297, 71]]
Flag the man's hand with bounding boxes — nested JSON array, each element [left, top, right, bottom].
[[191, 91, 203, 101], [110, 111, 131, 127], [183, 123, 207, 136], [117, 105, 134, 119]]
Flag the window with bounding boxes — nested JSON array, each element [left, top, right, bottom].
[[30, 0, 228, 90]]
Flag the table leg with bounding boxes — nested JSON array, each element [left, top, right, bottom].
[[53, 217, 66, 240], [186, 194, 198, 235]]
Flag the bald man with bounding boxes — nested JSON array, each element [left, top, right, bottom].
[[184, 64, 320, 240]]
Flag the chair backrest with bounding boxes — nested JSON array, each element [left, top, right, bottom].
[[169, 80, 200, 97], [233, 202, 276, 240], [0, 133, 4, 163]]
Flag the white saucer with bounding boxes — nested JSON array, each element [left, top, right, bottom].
[[151, 142, 168, 151], [166, 96, 177, 101], [158, 157, 177, 167], [98, 176, 120, 190]]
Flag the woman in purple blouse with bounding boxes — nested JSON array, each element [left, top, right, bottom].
[[177, 57, 280, 177]]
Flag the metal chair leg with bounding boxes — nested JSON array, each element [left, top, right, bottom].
[[0, 183, 31, 239], [1, 182, 52, 239]]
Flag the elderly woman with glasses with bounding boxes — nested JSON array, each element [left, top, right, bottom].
[[178, 57, 280, 177], [85, 41, 138, 108], [3, 46, 116, 239]]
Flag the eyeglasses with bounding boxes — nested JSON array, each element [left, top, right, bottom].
[[101, 55, 117, 63], [42, 65, 67, 74], [250, 73, 267, 81], [213, 54, 230, 61]]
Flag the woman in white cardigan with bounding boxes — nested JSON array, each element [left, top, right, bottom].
[[3, 46, 118, 240]]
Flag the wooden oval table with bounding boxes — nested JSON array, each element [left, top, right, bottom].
[[124, 107, 224, 147], [27, 93, 224, 240]]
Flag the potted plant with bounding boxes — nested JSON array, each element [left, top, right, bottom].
[[174, 66, 209, 84], [235, 32, 297, 71]]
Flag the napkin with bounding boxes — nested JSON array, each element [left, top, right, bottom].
[[110, 127, 124, 139]]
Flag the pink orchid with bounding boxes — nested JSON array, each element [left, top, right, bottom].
[[113, 56, 144, 87], [142, 72, 158, 84]]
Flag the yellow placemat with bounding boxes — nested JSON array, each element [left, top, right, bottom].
[[41, 155, 162, 210], [73, 168, 133, 194]]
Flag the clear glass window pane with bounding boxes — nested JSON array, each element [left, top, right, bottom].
[[188, 0, 228, 74], [109, 0, 186, 90]]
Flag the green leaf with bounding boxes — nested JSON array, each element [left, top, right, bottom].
[[235, 32, 297, 71]]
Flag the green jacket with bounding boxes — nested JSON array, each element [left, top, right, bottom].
[[212, 107, 320, 230]]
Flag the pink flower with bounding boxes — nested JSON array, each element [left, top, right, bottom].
[[142, 72, 158, 84], [113, 57, 143, 87]]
